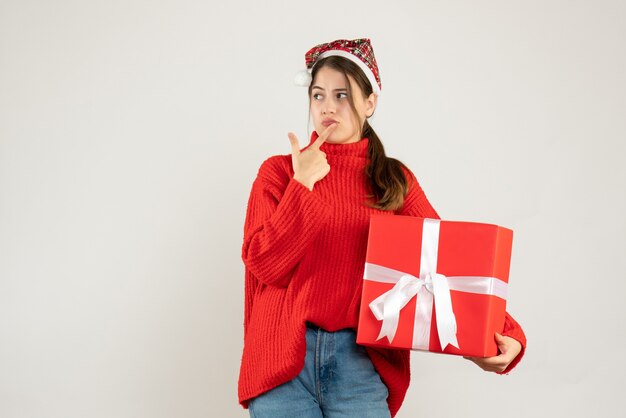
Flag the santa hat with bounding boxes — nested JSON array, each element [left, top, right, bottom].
[[294, 38, 382, 96]]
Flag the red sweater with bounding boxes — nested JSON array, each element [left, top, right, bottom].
[[238, 131, 527, 417]]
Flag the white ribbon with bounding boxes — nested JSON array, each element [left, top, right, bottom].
[[366, 218, 508, 351], [368, 270, 458, 349]]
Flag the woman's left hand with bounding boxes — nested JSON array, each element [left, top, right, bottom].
[[463, 332, 522, 373]]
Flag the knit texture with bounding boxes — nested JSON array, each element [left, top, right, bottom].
[[238, 131, 527, 417]]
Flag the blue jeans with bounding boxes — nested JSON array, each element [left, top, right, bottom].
[[248, 322, 391, 418]]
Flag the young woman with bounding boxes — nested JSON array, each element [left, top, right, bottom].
[[238, 38, 526, 418]]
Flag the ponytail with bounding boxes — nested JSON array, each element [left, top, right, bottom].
[[362, 120, 413, 211]]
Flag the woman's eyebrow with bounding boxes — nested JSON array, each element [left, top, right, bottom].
[[311, 86, 348, 91]]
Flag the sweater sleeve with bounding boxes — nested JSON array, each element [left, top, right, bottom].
[[496, 311, 527, 374], [241, 158, 333, 288], [397, 166, 527, 373]]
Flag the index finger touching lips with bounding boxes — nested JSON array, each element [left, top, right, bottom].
[[312, 122, 337, 149]]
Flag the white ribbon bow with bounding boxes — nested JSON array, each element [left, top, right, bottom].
[[369, 270, 459, 350]]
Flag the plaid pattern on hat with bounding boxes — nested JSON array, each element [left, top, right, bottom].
[[304, 38, 381, 94]]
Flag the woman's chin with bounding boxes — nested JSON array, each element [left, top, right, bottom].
[[325, 136, 342, 144], [326, 130, 346, 143]]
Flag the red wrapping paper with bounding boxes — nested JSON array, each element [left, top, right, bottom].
[[356, 214, 513, 357]]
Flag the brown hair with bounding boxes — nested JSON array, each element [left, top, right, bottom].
[[307, 55, 414, 211]]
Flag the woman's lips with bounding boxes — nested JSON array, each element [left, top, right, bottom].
[[322, 119, 337, 127]]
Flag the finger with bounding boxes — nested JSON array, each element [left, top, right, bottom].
[[477, 353, 506, 364], [494, 333, 511, 354], [467, 357, 494, 372], [288, 132, 300, 156], [479, 357, 510, 372], [464, 356, 479, 366], [483, 364, 506, 373], [474, 356, 509, 372], [473, 351, 509, 365], [463, 356, 480, 362], [311, 122, 337, 149]]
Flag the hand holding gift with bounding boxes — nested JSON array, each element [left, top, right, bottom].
[[463, 332, 522, 373]]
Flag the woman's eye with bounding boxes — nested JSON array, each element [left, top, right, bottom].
[[312, 93, 323, 100], [337, 92, 348, 99]]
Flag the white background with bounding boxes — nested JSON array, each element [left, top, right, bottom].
[[1, 1, 625, 417]]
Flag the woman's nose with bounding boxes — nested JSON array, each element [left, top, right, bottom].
[[322, 103, 336, 114]]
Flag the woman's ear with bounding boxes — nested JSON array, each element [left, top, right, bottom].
[[366, 93, 378, 117]]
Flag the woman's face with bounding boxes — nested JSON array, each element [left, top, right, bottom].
[[309, 66, 377, 144]]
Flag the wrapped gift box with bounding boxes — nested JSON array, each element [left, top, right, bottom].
[[356, 215, 513, 358]]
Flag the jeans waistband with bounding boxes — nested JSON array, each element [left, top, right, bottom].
[[306, 321, 323, 330], [306, 321, 355, 334]]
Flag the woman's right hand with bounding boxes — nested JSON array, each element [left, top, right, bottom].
[[288, 123, 337, 191]]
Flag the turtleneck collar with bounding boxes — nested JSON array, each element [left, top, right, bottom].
[[305, 131, 370, 158]]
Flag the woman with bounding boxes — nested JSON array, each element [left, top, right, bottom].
[[238, 38, 526, 418]]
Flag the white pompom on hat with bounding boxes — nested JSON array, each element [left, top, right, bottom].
[[293, 69, 312, 87], [293, 38, 381, 96]]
